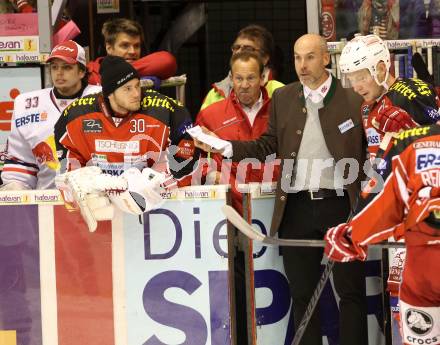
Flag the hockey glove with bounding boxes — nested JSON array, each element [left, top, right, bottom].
[[324, 223, 367, 262], [9, 0, 33, 12], [372, 105, 418, 133], [106, 167, 166, 215], [387, 248, 406, 297], [55, 166, 118, 233]]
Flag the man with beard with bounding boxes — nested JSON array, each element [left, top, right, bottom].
[[55, 55, 196, 186]]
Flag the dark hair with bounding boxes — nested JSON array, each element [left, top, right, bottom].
[[101, 18, 144, 46], [78, 63, 89, 88], [230, 51, 264, 75], [236, 24, 274, 65]]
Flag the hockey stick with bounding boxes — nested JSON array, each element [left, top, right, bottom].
[[221, 205, 404, 249], [412, 52, 434, 84]]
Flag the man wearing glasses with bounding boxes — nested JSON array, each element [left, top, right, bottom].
[[200, 24, 284, 111]]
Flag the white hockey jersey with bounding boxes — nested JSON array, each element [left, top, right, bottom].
[[1, 85, 101, 189]]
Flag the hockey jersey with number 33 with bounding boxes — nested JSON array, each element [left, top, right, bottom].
[[1, 85, 100, 189]]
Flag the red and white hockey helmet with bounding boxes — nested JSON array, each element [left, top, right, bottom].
[[339, 34, 390, 89]]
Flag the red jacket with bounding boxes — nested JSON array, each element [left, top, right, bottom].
[[196, 88, 280, 214], [87, 51, 177, 85]]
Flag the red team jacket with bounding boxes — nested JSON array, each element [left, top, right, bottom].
[[362, 78, 440, 159], [196, 88, 279, 213], [54, 89, 197, 186], [351, 125, 440, 248], [87, 51, 177, 85]]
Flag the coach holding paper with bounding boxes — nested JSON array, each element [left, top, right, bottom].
[[195, 33, 368, 345]]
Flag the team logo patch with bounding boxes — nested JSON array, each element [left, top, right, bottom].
[[177, 120, 193, 135], [415, 148, 440, 172], [32, 136, 60, 170], [338, 118, 354, 134], [362, 104, 370, 116], [82, 119, 103, 133], [405, 309, 433, 336]]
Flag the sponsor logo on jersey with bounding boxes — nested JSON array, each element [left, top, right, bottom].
[[414, 141, 440, 149], [389, 80, 419, 100], [95, 162, 125, 175], [34, 193, 62, 203], [15, 112, 47, 128], [405, 309, 433, 336], [338, 118, 355, 134], [91, 153, 107, 162], [95, 139, 140, 153], [366, 127, 380, 146], [82, 119, 103, 133], [222, 117, 237, 126], [177, 120, 193, 135], [416, 148, 440, 172]]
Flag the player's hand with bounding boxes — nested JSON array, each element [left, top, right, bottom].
[[372, 105, 418, 133], [324, 223, 367, 262]]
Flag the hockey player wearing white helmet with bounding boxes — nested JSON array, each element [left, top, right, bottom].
[[339, 34, 440, 160], [0, 41, 101, 190]]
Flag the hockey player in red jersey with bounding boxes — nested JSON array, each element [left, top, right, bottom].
[[339, 34, 440, 160], [325, 125, 440, 345], [87, 18, 177, 87], [339, 34, 440, 321]]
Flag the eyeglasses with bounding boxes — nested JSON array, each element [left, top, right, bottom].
[[231, 44, 260, 53]]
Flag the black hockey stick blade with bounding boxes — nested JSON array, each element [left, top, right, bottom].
[[412, 52, 434, 84]]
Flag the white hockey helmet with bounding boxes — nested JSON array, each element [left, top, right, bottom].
[[339, 34, 390, 89]]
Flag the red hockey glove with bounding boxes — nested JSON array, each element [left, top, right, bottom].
[[324, 223, 367, 262], [372, 105, 418, 133]]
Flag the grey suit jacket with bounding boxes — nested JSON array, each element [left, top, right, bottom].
[[231, 77, 366, 236]]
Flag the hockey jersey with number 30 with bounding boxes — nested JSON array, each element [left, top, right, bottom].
[[1, 85, 101, 189], [54, 89, 198, 187], [363, 78, 440, 159]]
